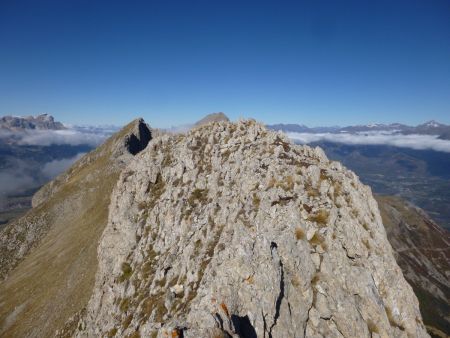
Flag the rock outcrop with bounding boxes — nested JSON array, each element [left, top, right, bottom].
[[77, 120, 428, 338], [0, 119, 152, 338], [0, 114, 66, 131], [376, 195, 450, 338]]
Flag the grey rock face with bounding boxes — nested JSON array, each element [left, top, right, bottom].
[[77, 120, 428, 338], [0, 114, 66, 131]]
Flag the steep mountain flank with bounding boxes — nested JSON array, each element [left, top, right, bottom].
[[0, 119, 152, 338], [77, 120, 428, 337], [376, 195, 450, 338]]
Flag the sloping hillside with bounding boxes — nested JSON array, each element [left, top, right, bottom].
[[0, 119, 152, 338], [376, 195, 450, 338]]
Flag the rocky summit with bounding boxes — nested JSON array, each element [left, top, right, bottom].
[[0, 113, 66, 131], [75, 120, 428, 337]]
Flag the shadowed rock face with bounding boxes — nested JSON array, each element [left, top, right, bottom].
[[0, 118, 152, 338], [124, 119, 153, 155], [76, 120, 428, 338], [376, 195, 450, 338]]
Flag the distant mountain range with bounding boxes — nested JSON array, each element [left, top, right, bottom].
[[268, 120, 450, 140], [0, 114, 66, 131]]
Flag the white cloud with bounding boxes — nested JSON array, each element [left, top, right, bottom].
[[41, 153, 86, 178], [0, 171, 36, 197], [286, 132, 450, 153], [16, 129, 106, 147], [0, 125, 119, 147]]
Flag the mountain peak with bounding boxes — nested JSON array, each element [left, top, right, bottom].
[[75, 119, 428, 338], [194, 112, 229, 127], [0, 114, 65, 131], [420, 120, 445, 128]]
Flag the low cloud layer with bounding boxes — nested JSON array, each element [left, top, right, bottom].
[[287, 132, 450, 153], [0, 168, 36, 198], [0, 153, 87, 210], [0, 125, 118, 147], [16, 129, 106, 147], [41, 153, 86, 178], [0, 125, 116, 211]]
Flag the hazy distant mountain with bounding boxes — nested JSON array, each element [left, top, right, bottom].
[[268, 120, 450, 140], [267, 123, 340, 133], [194, 112, 229, 127], [0, 114, 66, 131]]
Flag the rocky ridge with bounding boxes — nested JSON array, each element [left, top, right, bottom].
[[0, 114, 66, 131], [77, 120, 428, 337], [0, 119, 152, 337]]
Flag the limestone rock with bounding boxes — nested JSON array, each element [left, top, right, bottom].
[[77, 120, 428, 338], [0, 113, 66, 131]]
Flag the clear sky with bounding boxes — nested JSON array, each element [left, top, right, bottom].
[[1, 0, 449, 127]]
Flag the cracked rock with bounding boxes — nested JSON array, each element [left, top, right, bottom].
[[74, 120, 429, 338]]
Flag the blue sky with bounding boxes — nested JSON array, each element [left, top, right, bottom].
[[0, 0, 449, 127]]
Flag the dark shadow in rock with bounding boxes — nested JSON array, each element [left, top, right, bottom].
[[231, 314, 257, 338]]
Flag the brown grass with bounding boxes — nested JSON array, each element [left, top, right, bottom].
[[188, 188, 208, 207], [333, 181, 342, 201], [252, 193, 261, 209], [107, 327, 118, 337], [308, 209, 329, 226], [295, 227, 305, 240], [307, 187, 319, 198], [118, 262, 133, 282], [309, 232, 327, 250], [122, 314, 133, 330], [120, 297, 130, 312]]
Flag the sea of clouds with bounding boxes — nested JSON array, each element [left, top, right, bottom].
[[0, 125, 118, 208], [0, 124, 119, 147], [286, 131, 450, 153]]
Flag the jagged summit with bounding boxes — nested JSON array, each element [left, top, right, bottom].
[[194, 112, 229, 127], [0, 113, 66, 131], [76, 119, 428, 337]]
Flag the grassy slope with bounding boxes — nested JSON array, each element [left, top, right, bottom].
[[376, 195, 450, 338], [0, 121, 140, 338]]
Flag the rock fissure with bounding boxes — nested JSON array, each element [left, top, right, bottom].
[[268, 242, 285, 338]]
